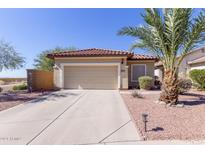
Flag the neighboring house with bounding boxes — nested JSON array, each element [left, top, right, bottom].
[[47, 48, 156, 90], [155, 46, 205, 81]]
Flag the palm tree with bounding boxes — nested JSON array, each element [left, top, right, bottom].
[[118, 9, 205, 105]]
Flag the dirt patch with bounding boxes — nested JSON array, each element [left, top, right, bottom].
[[0, 91, 51, 112], [121, 90, 205, 140]]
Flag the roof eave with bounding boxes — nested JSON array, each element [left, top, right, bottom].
[[128, 59, 157, 61], [47, 54, 129, 59]]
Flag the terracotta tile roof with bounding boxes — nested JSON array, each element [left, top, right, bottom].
[[47, 48, 131, 58], [128, 54, 157, 60], [47, 48, 156, 60]]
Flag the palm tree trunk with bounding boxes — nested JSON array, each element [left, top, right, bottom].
[[159, 69, 179, 105]]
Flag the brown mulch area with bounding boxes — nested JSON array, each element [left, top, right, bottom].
[[0, 91, 51, 112], [121, 90, 205, 140]]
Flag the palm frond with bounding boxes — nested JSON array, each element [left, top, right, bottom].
[[118, 8, 205, 72], [176, 10, 205, 70], [117, 27, 139, 36]]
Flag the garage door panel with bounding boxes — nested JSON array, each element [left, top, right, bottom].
[[64, 66, 118, 89]]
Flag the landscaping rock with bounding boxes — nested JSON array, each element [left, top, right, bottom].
[[166, 103, 172, 107], [154, 100, 166, 105], [122, 90, 205, 140], [168, 103, 184, 108], [155, 100, 184, 107], [176, 103, 184, 108], [159, 101, 166, 105]]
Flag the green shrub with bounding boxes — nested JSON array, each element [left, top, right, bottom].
[[13, 83, 27, 91], [189, 69, 205, 90], [178, 78, 192, 94], [138, 76, 153, 90]]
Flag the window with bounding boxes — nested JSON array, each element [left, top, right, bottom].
[[131, 64, 146, 82]]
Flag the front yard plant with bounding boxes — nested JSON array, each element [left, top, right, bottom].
[[138, 76, 153, 90], [178, 78, 192, 94], [189, 69, 205, 90], [118, 8, 205, 105], [13, 83, 27, 91], [132, 90, 144, 98]]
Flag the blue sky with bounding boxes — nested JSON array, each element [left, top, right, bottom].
[[0, 8, 202, 77], [0, 8, 147, 77]]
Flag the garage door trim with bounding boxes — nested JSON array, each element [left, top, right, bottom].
[[59, 62, 121, 89]]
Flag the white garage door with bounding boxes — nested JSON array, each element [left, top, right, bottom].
[[64, 66, 118, 89]]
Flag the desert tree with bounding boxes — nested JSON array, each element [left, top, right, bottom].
[[34, 46, 77, 71], [0, 39, 24, 71]]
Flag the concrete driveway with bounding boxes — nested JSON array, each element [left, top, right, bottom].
[[0, 90, 140, 145]]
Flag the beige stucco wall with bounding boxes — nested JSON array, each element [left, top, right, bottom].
[[178, 48, 205, 78], [53, 67, 60, 89], [53, 57, 128, 89], [127, 60, 155, 88], [189, 62, 205, 70]]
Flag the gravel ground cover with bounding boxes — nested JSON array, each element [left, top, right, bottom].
[[121, 90, 205, 140], [0, 91, 50, 112]]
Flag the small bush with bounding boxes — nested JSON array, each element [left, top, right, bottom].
[[0, 80, 5, 85], [13, 83, 27, 91], [178, 78, 192, 94], [189, 69, 205, 90], [131, 90, 144, 98], [138, 76, 153, 90]]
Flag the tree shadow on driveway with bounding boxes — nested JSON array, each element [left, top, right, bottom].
[[29, 92, 80, 103], [0, 90, 81, 105], [0, 91, 41, 103]]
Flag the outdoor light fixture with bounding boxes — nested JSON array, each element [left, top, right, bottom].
[[142, 113, 148, 132], [53, 65, 59, 70], [121, 58, 124, 64]]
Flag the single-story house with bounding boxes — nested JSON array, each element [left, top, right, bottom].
[[47, 48, 157, 90], [155, 46, 205, 81]]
